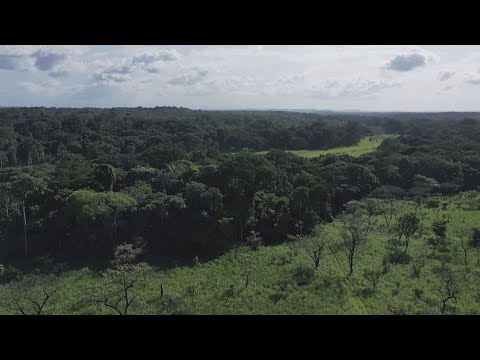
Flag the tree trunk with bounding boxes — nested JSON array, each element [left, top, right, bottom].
[[405, 238, 409, 254], [348, 253, 354, 275], [22, 199, 27, 258], [114, 211, 118, 243]]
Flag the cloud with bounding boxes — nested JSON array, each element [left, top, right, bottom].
[[0, 55, 20, 70], [0, 45, 86, 73], [91, 49, 180, 85], [438, 84, 454, 93], [132, 49, 179, 65], [307, 78, 401, 99], [93, 71, 131, 84], [438, 71, 454, 81], [168, 68, 208, 86], [464, 69, 480, 85], [385, 53, 427, 72], [32, 50, 66, 71], [48, 71, 68, 78], [19, 79, 84, 96]]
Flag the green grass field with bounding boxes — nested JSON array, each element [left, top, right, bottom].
[[254, 134, 397, 158], [2, 193, 479, 315]]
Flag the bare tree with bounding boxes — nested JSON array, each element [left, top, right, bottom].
[[0, 274, 65, 315], [434, 265, 460, 314], [300, 237, 326, 270], [89, 243, 152, 315], [378, 199, 399, 228], [339, 209, 372, 275]]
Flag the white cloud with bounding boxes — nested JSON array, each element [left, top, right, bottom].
[[168, 68, 208, 86], [464, 69, 480, 85], [3, 45, 480, 110], [438, 71, 455, 81]]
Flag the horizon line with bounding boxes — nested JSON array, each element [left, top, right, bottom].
[[0, 106, 478, 113]]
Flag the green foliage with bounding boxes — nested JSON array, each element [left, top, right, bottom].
[[432, 220, 448, 238], [363, 267, 382, 289], [94, 164, 116, 191], [395, 212, 421, 253], [469, 228, 480, 248], [291, 265, 315, 286], [66, 190, 136, 224]]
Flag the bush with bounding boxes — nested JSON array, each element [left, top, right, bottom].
[[291, 265, 315, 286], [469, 228, 480, 248], [426, 198, 440, 209], [411, 257, 426, 277], [432, 221, 448, 238], [246, 231, 262, 250], [158, 293, 185, 313], [271, 252, 292, 266], [363, 268, 382, 289], [386, 237, 402, 251], [0, 265, 21, 284], [384, 250, 410, 265]]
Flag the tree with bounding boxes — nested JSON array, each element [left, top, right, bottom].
[[378, 199, 399, 228], [427, 220, 449, 255], [236, 251, 257, 288], [65, 190, 136, 250], [11, 172, 48, 257], [395, 212, 420, 254], [299, 235, 326, 270], [455, 228, 471, 266], [0, 152, 7, 169], [0, 273, 65, 315], [94, 164, 116, 191], [89, 243, 153, 315], [339, 209, 371, 275], [434, 265, 460, 314]]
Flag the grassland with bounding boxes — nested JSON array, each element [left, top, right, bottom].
[[2, 193, 479, 315], [254, 134, 397, 158]]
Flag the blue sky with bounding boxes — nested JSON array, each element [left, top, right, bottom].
[[1, 45, 480, 111]]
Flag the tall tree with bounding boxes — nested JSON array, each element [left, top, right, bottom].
[[11, 173, 47, 257], [339, 209, 371, 275]]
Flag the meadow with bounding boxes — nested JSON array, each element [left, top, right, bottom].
[[254, 134, 397, 158], [2, 193, 479, 315]]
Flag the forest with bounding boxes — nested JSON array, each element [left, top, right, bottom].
[[1, 107, 480, 315]]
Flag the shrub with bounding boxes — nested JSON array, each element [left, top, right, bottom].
[[384, 250, 410, 265], [158, 293, 185, 313], [426, 198, 440, 209], [411, 257, 426, 277], [363, 268, 382, 289], [469, 228, 480, 248], [432, 221, 448, 238], [246, 231, 262, 250], [291, 265, 315, 286]]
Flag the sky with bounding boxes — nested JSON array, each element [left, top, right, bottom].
[[1, 45, 480, 111]]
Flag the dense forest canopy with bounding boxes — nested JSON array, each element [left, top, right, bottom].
[[1, 107, 480, 265]]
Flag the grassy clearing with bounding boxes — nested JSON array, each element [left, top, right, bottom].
[[1, 193, 480, 315], [255, 134, 397, 158]]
